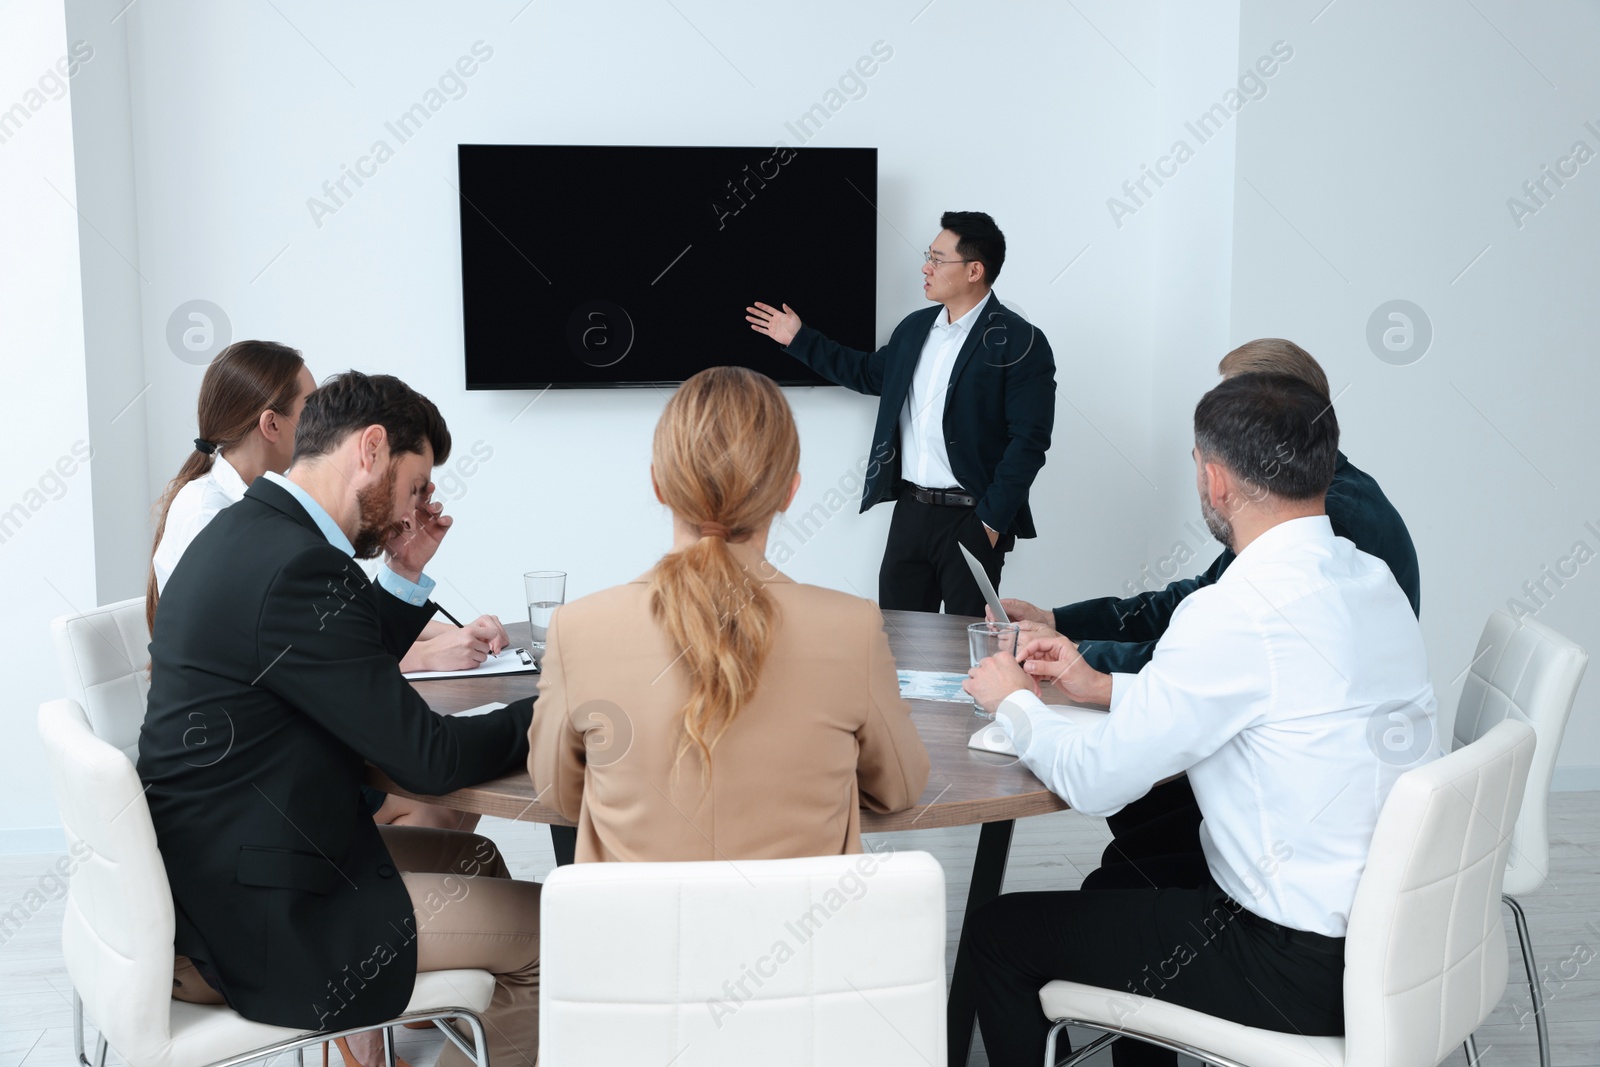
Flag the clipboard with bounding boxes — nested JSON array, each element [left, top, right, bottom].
[[403, 645, 540, 681], [959, 543, 1009, 624]]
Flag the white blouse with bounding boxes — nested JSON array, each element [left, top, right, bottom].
[[151, 453, 249, 592]]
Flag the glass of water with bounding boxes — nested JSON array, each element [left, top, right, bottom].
[[967, 620, 1021, 719], [524, 570, 566, 660]]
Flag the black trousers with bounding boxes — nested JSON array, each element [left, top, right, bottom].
[[1099, 776, 1201, 872], [970, 806, 1345, 1067], [879, 489, 1013, 615]]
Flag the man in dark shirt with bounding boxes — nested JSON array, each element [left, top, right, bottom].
[[1001, 338, 1421, 857]]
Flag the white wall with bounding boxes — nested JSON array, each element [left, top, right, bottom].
[[0, 0, 99, 846], [1232, 0, 1600, 787], [106, 1, 1163, 626]]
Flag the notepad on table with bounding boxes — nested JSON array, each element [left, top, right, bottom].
[[403, 646, 540, 681]]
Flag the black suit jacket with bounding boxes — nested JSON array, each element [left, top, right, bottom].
[[1057, 452, 1422, 673], [783, 292, 1056, 538], [138, 478, 534, 1031]]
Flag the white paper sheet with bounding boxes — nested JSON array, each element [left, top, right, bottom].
[[403, 646, 539, 681]]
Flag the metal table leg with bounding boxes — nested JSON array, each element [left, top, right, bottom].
[[550, 824, 577, 866], [947, 818, 1015, 1067]]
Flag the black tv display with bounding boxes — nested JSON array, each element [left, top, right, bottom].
[[457, 144, 879, 389]]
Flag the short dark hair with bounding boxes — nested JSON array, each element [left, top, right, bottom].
[[1193, 372, 1338, 502], [941, 210, 1005, 285], [293, 370, 451, 466]]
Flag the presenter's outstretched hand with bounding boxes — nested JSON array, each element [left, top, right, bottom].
[[1019, 635, 1113, 707], [746, 301, 801, 346], [385, 479, 451, 583]]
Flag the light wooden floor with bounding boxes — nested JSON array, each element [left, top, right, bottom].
[[4, 792, 1596, 1067]]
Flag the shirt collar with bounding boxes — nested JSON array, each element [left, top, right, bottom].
[[934, 290, 992, 333], [209, 453, 249, 503], [262, 471, 356, 557], [1220, 514, 1334, 579]]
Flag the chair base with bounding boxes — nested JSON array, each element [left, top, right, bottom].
[[73, 985, 492, 1067], [1046, 1018, 1263, 1067], [1506, 894, 1552, 1067], [1038, 980, 1345, 1067]]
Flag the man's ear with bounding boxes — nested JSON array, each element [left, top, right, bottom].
[[1204, 460, 1232, 513], [356, 424, 388, 476]]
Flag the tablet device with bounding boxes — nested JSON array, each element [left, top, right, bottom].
[[959, 542, 1009, 624]]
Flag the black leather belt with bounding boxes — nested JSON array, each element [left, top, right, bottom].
[[904, 483, 976, 508]]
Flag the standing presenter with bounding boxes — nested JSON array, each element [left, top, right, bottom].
[[747, 210, 1056, 614]]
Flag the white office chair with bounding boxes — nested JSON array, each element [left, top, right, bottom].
[[1038, 717, 1536, 1067], [38, 697, 496, 1067], [538, 850, 947, 1065], [1452, 610, 1588, 1067], [51, 596, 151, 762]]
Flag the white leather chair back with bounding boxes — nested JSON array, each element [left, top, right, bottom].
[[539, 851, 946, 1066], [1343, 718, 1535, 1067], [39, 698, 178, 1063], [51, 597, 151, 762], [1451, 611, 1587, 895]]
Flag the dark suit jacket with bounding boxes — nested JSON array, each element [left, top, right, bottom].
[[783, 292, 1055, 538], [1056, 452, 1422, 674], [138, 478, 534, 1031]]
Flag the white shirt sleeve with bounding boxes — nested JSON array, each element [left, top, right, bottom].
[[994, 590, 1271, 817]]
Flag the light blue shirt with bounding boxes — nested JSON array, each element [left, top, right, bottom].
[[262, 471, 436, 606]]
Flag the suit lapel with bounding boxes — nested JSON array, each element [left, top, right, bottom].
[[883, 304, 944, 414], [945, 291, 1003, 399]]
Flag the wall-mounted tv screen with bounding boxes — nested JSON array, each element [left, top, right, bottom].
[[458, 144, 879, 389]]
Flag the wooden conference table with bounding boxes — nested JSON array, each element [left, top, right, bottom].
[[371, 610, 1071, 1067]]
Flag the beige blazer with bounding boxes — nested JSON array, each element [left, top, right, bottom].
[[528, 568, 930, 862]]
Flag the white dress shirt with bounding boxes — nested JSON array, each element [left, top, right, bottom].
[[995, 515, 1437, 937], [898, 290, 991, 491], [152, 454, 249, 593]]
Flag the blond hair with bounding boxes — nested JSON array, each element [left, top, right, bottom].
[[1218, 338, 1330, 402], [647, 367, 800, 774]]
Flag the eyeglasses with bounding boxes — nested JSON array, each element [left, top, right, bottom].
[[922, 251, 973, 268]]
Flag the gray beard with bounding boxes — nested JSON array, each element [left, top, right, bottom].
[[1201, 496, 1234, 552]]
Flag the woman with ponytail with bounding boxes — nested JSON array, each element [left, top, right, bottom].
[[529, 366, 929, 862], [148, 340, 316, 630]]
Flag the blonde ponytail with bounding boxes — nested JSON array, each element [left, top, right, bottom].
[[646, 367, 800, 775]]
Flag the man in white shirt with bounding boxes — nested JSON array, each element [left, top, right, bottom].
[[746, 211, 1055, 614], [963, 372, 1436, 1067]]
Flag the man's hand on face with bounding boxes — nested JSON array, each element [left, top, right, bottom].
[[385, 480, 452, 583]]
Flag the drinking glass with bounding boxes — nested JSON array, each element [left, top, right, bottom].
[[524, 570, 566, 660], [967, 620, 1021, 719]]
